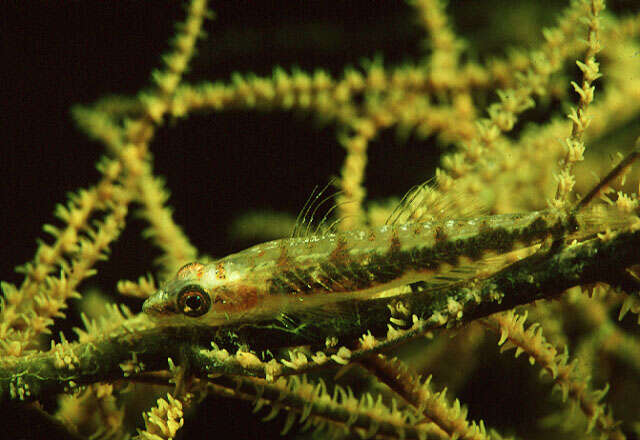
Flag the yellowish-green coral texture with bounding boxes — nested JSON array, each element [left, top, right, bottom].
[[2, 0, 640, 438]]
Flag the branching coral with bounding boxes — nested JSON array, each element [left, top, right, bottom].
[[2, 0, 640, 439]]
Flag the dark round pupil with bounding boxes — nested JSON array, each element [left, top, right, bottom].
[[185, 293, 202, 311]]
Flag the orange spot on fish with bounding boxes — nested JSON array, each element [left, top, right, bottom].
[[215, 285, 259, 313], [236, 285, 259, 311], [276, 246, 291, 270], [434, 226, 448, 242], [329, 237, 350, 264], [389, 231, 401, 254], [177, 262, 205, 279], [216, 262, 227, 280]]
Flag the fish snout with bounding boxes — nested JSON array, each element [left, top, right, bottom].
[[142, 290, 175, 316]]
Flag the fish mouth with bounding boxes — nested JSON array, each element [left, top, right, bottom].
[[142, 290, 176, 316]]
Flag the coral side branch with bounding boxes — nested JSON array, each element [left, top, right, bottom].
[[2, 228, 639, 401]]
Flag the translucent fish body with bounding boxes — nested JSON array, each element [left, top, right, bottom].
[[142, 207, 629, 327]]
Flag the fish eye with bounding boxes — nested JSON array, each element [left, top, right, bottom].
[[177, 284, 211, 317]]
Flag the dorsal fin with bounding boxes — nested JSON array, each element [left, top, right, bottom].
[[386, 179, 486, 226], [290, 178, 344, 238], [291, 176, 488, 239]]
